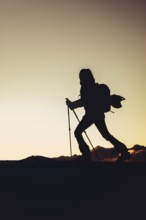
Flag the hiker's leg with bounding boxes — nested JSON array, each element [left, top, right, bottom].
[[74, 114, 93, 157], [94, 115, 128, 154]]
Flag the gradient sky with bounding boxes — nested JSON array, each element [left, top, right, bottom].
[[0, 0, 146, 160]]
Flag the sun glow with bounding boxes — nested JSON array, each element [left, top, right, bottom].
[[0, 0, 145, 159]]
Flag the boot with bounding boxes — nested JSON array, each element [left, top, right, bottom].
[[78, 144, 91, 162], [117, 151, 131, 162]]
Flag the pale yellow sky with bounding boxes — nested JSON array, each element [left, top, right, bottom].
[[0, 0, 145, 159]]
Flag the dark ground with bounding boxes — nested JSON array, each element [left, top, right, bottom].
[[0, 158, 146, 219]]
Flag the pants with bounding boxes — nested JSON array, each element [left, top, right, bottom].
[[74, 113, 127, 156]]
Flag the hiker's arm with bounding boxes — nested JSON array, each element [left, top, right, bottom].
[[66, 98, 83, 110]]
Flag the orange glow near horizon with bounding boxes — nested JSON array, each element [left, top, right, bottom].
[[0, 0, 145, 160]]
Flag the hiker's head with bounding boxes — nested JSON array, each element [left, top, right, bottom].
[[79, 69, 95, 86]]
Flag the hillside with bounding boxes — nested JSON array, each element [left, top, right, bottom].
[[0, 144, 146, 219], [56, 144, 146, 162]]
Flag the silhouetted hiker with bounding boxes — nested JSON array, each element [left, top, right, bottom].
[[66, 69, 131, 162]]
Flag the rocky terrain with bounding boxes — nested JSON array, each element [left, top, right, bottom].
[[0, 144, 146, 219]]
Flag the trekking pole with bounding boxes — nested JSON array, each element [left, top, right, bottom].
[[67, 106, 72, 160], [72, 109, 100, 160]]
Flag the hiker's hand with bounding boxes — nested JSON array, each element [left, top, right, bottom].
[[66, 98, 74, 110]]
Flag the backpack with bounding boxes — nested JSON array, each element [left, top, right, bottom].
[[97, 83, 125, 113]]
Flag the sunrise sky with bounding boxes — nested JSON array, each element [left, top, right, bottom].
[[0, 0, 145, 160]]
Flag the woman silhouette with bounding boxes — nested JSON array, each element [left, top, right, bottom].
[[66, 69, 131, 162]]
